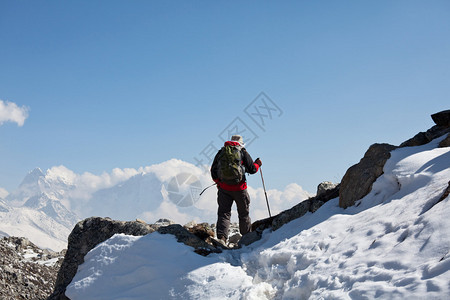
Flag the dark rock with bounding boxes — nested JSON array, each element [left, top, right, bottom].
[[238, 231, 262, 247], [157, 224, 216, 252], [228, 232, 242, 245], [49, 217, 156, 300], [251, 216, 275, 232], [438, 181, 450, 203], [431, 109, 450, 127], [317, 181, 338, 196], [272, 200, 311, 231], [186, 223, 215, 241], [439, 133, 450, 148], [339, 143, 397, 208], [310, 200, 325, 213], [400, 125, 450, 148], [249, 185, 340, 235], [399, 131, 429, 147]]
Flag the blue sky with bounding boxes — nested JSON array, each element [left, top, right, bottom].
[[1, 0, 449, 194]]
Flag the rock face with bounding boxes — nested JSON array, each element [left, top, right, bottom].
[[49, 217, 157, 300], [431, 109, 450, 127], [339, 143, 397, 209], [0, 236, 64, 300], [339, 110, 450, 209], [399, 125, 450, 148]]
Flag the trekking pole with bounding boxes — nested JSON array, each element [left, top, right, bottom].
[[199, 182, 217, 196], [258, 159, 272, 218]]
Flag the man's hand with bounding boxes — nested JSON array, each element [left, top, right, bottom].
[[255, 158, 262, 167]]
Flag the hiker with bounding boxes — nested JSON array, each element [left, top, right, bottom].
[[210, 135, 262, 244]]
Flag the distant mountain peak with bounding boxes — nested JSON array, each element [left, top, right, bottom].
[[20, 167, 45, 187]]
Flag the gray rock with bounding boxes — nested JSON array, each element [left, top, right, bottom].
[[238, 231, 261, 247], [49, 217, 156, 300], [431, 109, 450, 127], [317, 181, 338, 196], [272, 200, 311, 231], [339, 143, 397, 209], [157, 224, 216, 251]]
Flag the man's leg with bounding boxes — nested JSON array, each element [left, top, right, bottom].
[[216, 188, 233, 239], [234, 189, 252, 235]]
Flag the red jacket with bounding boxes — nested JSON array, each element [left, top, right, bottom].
[[210, 141, 260, 191]]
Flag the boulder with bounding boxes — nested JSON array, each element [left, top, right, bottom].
[[49, 217, 157, 300], [339, 143, 397, 208], [317, 181, 338, 196], [238, 231, 262, 247], [431, 109, 450, 127]]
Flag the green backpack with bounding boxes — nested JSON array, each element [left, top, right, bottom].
[[217, 145, 245, 185]]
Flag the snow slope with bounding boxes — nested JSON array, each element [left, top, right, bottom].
[[0, 204, 71, 251], [66, 137, 450, 299]]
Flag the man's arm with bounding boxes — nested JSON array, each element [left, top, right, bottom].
[[210, 149, 222, 181], [242, 148, 260, 174]]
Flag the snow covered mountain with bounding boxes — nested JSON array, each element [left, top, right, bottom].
[[1, 169, 79, 251], [65, 136, 450, 299], [1, 161, 311, 251]]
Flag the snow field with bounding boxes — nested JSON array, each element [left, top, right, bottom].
[[66, 137, 450, 299]]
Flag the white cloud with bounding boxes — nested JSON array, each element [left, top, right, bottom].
[[0, 100, 29, 126], [0, 187, 9, 199], [12, 159, 313, 226]]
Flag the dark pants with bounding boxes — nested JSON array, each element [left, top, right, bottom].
[[216, 188, 251, 239]]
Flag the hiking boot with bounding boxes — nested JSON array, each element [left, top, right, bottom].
[[216, 236, 228, 247]]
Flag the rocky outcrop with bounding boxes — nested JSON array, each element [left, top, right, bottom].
[[399, 125, 450, 148], [431, 109, 450, 127], [339, 143, 397, 209], [317, 181, 338, 196], [339, 110, 450, 209], [400, 110, 450, 148], [0, 237, 64, 300], [49, 217, 157, 300]]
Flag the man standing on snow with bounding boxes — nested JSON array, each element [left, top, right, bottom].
[[211, 135, 262, 245]]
